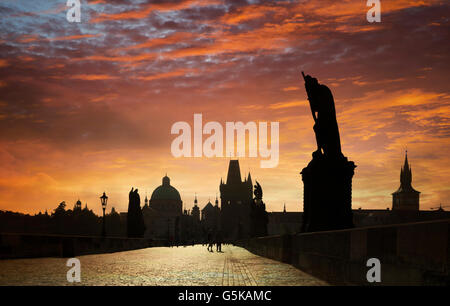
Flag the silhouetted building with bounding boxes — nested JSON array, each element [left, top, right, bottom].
[[220, 160, 253, 239], [352, 208, 450, 227], [142, 200, 159, 238], [267, 206, 303, 235], [201, 197, 220, 232], [392, 151, 420, 211], [179, 196, 203, 243], [191, 196, 200, 222], [144, 175, 182, 240]]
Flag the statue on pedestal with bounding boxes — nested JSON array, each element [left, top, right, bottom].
[[300, 72, 355, 232]]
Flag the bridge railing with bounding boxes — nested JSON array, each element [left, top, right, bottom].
[[235, 219, 450, 285], [0, 233, 166, 259]]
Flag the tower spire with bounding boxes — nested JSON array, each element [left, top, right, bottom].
[[392, 150, 420, 211], [226, 160, 242, 184], [400, 150, 412, 189], [404, 150, 409, 169]]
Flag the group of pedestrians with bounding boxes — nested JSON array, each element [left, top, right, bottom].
[[206, 230, 223, 252]]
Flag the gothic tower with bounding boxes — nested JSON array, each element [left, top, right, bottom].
[[219, 160, 253, 239], [392, 151, 420, 211]]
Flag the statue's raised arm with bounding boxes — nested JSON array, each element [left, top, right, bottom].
[[302, 71, 318, 123]]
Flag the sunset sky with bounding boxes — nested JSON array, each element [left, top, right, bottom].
[[0, 0, 449, 215]]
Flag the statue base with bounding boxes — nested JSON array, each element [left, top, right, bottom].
[[301, 152, 356, 232]]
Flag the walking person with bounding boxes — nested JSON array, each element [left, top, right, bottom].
[[207, 230, 213, 252], [215, 231, 223, 252]]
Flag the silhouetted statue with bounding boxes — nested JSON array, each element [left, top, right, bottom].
[[254, 181, 263, 200], [127, 187, 145, 238], [250, 181, 268, 237], [302, 72, 343, 159], [134, 188, 141, 207], [300, 72, 355, 232], [129, 187, 134, 205]]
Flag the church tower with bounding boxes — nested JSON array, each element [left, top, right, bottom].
[[392, 151, 420, 211], [191, 194, 200, 222]]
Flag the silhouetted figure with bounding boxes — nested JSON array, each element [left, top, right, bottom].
[[303, 72, 343, 159], [127, 187, 146, 238], [216, 231, 223, 252], [300, 72, 355, 232], [207, 230, 214, 252]]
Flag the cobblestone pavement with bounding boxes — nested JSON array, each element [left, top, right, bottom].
[[0, 245, 327, 286]]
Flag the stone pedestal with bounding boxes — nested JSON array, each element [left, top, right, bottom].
[[301, 153, 356, 232]]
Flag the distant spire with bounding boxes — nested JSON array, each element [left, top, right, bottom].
[[194, 193, 198, 205], [283, 203, 286, 213], [404, 150, 409, 169], [400, 150, 412, 188]]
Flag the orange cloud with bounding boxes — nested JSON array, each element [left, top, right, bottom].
[[269, 100, 307, 109], [49, 34, 102, 41], [17, 34, 101, 43], [134, 68, 195, 81], [221, 4, 285, 25], [282, 87, 300, 92], [0, 59, 9, 68], [70, 74, 118, 81]]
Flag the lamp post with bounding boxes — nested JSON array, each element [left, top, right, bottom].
[[100, 192, 108, 237]]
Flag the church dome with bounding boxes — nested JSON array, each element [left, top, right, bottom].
[[150, 175, 181, 201]]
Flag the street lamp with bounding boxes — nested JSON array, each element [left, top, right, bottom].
[[100, 192, 108, 237]]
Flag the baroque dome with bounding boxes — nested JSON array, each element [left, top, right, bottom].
[[150, 175, 181, 202]]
